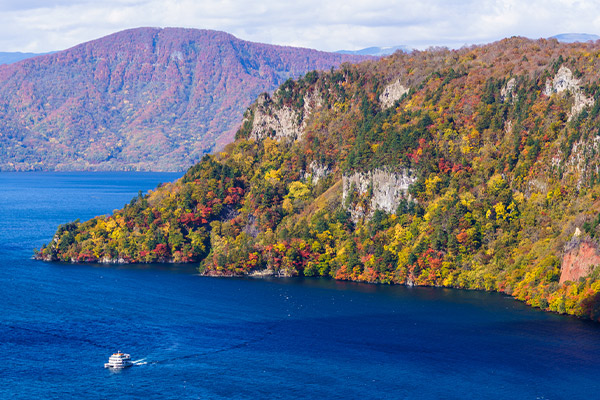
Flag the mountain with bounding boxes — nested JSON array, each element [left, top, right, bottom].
[[37, 37, 600, 321], [0, 52, 44, 65], [337, 45, 410, 56], [0, 28, 367, 171], [551, 33, 600, 43]]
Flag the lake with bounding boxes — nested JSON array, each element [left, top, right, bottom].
[[1, 172, 599, 399]]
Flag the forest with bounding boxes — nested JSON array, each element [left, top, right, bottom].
[[0, 27, 364, 171], [37, 37, 600, 321]]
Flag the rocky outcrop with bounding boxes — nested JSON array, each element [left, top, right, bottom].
[[307, 161, 331, 185], [303, 88, 323, 118], [250, 94, 302, 141], [543, 66, 594, 120], [100, 256, 129, 264], [249, 268, 294, 278], [544, 66, 579, 95], [500, 78, 517, 102], [342, 168, 415, 221], [555, 135, 600, 189], [571, 89, 595, 117], [379, 79, 409, 108], [250, 90, 323, 142], [561, 237, 600, 283]]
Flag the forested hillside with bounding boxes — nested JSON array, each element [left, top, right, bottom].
[[37, 37, 600, 320], [0, 28, 365, 171]]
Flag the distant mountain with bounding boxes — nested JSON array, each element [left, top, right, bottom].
[[551, 33, 600, 43], [337, 45, 410, 56], [0, 52, 44, 65], [0, 28, 368, 171]]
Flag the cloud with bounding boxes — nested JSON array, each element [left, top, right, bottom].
[[0, 0, 599, 52]]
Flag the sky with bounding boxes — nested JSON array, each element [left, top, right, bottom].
[[0, 0, 599, 53]]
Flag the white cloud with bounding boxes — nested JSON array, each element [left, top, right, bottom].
[[0, 0, 599, 52]]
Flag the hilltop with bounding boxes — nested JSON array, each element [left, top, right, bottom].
[[336, 45, 411, 56], [0, 52, 44, 65], [37, 36, 600, 320], [0, 28, 366, 171], [552, 33, 600, 43]]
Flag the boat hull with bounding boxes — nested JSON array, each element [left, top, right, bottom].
[[104, 363, 132, 369]]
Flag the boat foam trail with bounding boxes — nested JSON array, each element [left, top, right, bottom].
[[6, 324, 105, 349], [144, 323, 276, 365]]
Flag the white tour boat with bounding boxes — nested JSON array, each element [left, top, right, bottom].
[[104, 351, 133, 369]]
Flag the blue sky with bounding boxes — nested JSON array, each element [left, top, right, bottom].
[[1, 0, 599, 52]]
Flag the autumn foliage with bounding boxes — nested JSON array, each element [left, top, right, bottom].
[[37, 37, 600, 321], [0, 27, 367, 172]]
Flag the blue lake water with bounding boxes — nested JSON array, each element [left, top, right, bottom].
[[1, 172, 599, 399]]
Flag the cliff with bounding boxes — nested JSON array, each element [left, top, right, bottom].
[[342, 169, 415, 222], [37, 37, 600, 321], [561, 237, 600, 284]]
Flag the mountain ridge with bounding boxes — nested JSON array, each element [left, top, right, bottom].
[[551, 33, 600, 43], [0, 52, 46, 65], [0, 27, 368, 171], [336, 45, 411, 56]]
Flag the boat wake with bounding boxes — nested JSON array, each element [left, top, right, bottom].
[[137, 324, 275, 367], [5, 323, 105, 349]]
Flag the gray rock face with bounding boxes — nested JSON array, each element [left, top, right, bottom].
[[544, 66, 577, 95], [543, 66, 594, 120], [342, 168, 415, 221], [249, 94, 303, 141], [100, 256, 128, 264], [500, 78, 517, 102], [249, 89, 323, 142], [379, 79, 409, 109], [307, 161, 331, 185]]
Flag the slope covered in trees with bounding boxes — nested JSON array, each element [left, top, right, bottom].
[[0, 28, 366, 171], [37, 37, 600, 321]]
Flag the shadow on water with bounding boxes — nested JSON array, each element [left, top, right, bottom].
[[49, 261, 201, 275]]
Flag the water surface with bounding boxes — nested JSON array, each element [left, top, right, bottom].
[[1, 172, 599, 399]]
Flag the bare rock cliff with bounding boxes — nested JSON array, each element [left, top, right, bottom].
[[543, 66, 593, 120], [343, 168, 415, 222], [379, 79, 409, 109], [561, 237, 600, 283], [307, 161, 331, 185], [500, 78, 517, 102], [249, 89, 323, 142]]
